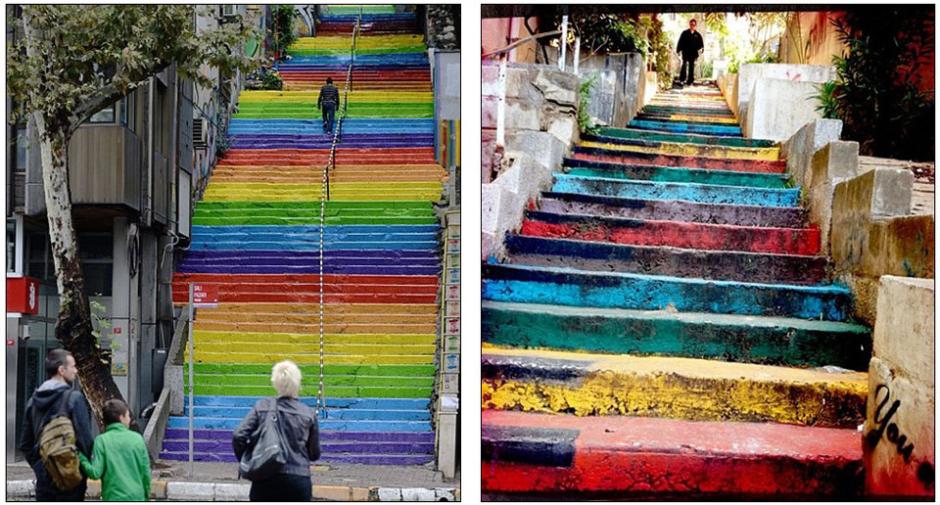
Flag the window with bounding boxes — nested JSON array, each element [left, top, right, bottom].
[[25, 231, 113, 295], [15, 126, 27, 170], [7, 218, 17, 274], [120, 91, 136, 132], [87, 103, 116, 124]]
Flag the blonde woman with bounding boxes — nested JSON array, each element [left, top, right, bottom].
[[232, 360, 321, 501]]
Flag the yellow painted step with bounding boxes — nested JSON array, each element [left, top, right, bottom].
[[187, 350, 433, 365], [291, 34, 424, 50], [193, 330, 436, 345], [579, 139, 781, 162], [195, 321, 437, 334], [482, 345, 867, 427], [238, 90, 433, 104]]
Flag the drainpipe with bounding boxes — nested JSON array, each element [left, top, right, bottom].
[[496, 55, 507, 148], [558, 15, 568, 71], [145, 77, 154, 227], [573, 36, 581, 75]]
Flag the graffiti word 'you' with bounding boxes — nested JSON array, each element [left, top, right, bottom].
[[866, 384, 914, 462]]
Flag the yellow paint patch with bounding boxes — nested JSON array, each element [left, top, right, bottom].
[[187, 350, 434, 365], [579, 140, 781, 162], [482, 346, 867, 426], [665, 113, 739, 124]]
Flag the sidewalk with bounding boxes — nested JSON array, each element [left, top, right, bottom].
[[7, 460, 459, 501]]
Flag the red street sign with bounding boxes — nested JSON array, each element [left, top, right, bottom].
[[193, 283, 219, 306], [7, 276, 40, 315]]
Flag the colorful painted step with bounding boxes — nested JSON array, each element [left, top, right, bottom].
[[563, 157, 789, 188], [589, 128, 776, 149], [482, 410, 864, 499]]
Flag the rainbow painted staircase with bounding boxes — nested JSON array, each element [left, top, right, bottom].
[[482, 83, 871, 498], [161, 6, 446, 466]]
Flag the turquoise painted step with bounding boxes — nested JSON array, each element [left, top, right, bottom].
[[190, 396, 429, 409], [592, 128, 775, 148], [167, 416, 432, 432], [482, 300, 870, 370], [629, 119, 743, 137], [481, 263, 854, 321], [552, 174, 800, 208], [563, 158, 789, 189], [184, 406, 430, 420]]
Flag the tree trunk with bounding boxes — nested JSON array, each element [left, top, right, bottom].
[[34, 113, 125, 428]]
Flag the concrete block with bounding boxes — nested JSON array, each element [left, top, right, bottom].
[[151, 480, 168, 500], [482, 230, 502, 261], [376, 487, 403, 501], [505, 130, 566, 176], [481, 183, 507, 236], [314, 485, 357, 501], [166, 481, 216, 501], [738, 63, 835, 121], [166, 364, 184, 415], [533, 68, 578, 106], [864, 357, 935, 497], [401, 488, 438, 501], [746, 78, 827, 141], [546, 115, 578, 145], [809, 141, 859, 188], [7, 480, 34, 498], [782, 119, 843, 190], [350, 486, 370, 501], [873, 276, 935, 387], [434, 488, 458, 501], [214, 483, 250, 501]]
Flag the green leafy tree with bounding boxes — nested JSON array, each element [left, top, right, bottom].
[[7, 5, 258, 426]]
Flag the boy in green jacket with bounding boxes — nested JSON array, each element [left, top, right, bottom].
[[79, 399, 151, 501]]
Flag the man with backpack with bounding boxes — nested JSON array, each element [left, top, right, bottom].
[[317, 77, 340, 134], [18, 349, 96, 501]]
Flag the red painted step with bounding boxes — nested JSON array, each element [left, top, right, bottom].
[[217, 148, 436, 166], [571, 149, 786, 174], [521, 216, 821, 256], [482, 410, 863, 499], [171, 273, 438, 303]]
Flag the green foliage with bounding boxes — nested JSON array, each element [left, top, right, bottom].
[[564, 13, 649, 56], [89, 297, 111, 347], [578, 73, 600, 135], [648, 15, 673, 91], [818, 9, 935, 160], [8, 5, 260, 131], [246, 67, 283, 90], [271, 5, 298, 61]]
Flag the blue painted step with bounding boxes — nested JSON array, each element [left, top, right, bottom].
[[629, 119, 743, 137]]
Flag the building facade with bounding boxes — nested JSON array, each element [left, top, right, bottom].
[[5, 4, 249, 459]]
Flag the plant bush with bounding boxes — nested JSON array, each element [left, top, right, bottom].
[[818, 9, 934, 160], [578, 73, 600, 135], [648, 15, 673, 90], [271, 5, 297, 61]]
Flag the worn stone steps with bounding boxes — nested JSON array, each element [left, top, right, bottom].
[[539, 192, 809, 228], [591, 128, 776, 148], [579, 138, 781, 162], [482, 300, 869, 369], [482, 410, 863, 498], [572, 145, 785, 173], [504, 234, 829, 284], [628, 118, 743, 137], [563, 157, 788, 188]]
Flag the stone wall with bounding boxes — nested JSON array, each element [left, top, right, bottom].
[[736, 63, 835, 131], [481, 62, 580, 259], [863, 276, 935, 498], [573, 53, 644, 128], [425, 5, 458, 49], [745, 78, 827, 141]]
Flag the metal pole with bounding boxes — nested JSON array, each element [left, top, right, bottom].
[[187, 283, 194, 479], [559, 15, 568, 71], [573, 36, 581, 74], [496, 55, 507, 147]]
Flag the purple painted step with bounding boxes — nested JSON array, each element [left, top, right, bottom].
[[159, 451, 434, 466], [163, 440, 434, 454], [164, 428, 435, 443], [540, 192, 808, 228]]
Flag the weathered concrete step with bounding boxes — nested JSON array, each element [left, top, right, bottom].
[[482, 300, 870, 369], [578, 139, 780, 162], [641, 104, 735, 117], [159, 450, 433, 466], [504, 234, 829, 284], [482, 410, 863, 498], [636, 112, 740, 125], [628, 119, 743, 137], [572, 146, 785, 173], [552, 173, 799, 208], [163, 439, 434, 454], [481, 263, 854, 321], [482, 346, 867, 425], [521, 211, 820, 255], [593, 127, 776, 149], [540, 192, 808, 228], [563, 157, 789, 188]]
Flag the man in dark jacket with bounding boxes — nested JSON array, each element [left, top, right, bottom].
[[676, 18, 705, 86], [317, 77, 340, 134], [18, 349, 96, 501]]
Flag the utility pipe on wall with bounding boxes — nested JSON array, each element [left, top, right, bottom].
[[559, 15, 568, 71]]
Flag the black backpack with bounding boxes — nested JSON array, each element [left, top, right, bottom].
[[238, 401, 287, 481]]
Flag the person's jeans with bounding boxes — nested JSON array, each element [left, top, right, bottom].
[[321, 103, 336, 133], [679, 57, 696, 85]]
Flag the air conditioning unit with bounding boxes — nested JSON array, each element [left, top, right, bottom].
[[221, 4, 238, 19], [192, 118, 208, 150]]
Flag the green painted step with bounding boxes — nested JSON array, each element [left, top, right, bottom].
[[194, 363, 435, 376], [563, 159, 789, 189], [193, 384, 431, 398], [186, 374, 434, 388], [192, 201, 438, 226], [482, 300, 871, 370], [596, 127, 777, 149]]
